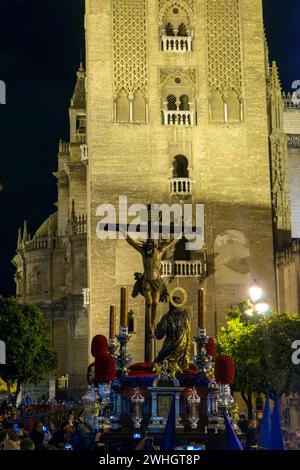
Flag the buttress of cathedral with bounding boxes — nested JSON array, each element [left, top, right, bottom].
[[13, 0, 300, 395], [13, 65, 88, 395]]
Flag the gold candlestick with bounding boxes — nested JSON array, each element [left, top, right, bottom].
[[198, 288, 206, 329], [120, 287, 128, 328], [109, 305, 116, 340]]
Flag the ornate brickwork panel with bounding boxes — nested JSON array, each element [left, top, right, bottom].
[[160, 68, 197, 88], [158, 0, 195, 25], [112, 0, 148, 95], [207, 0, 242, 95], [159, 0, 194, 9], [288, 135, 300, 148]]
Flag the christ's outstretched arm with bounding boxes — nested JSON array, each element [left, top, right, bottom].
[[160, 234, 182, 254], [120, 227, 144, 254]]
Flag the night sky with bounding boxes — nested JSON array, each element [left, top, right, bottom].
[[0, 0, 299, 296]]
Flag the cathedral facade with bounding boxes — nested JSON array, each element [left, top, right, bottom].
[[12, 0, 300, 395]]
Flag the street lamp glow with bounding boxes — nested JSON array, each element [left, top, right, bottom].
[[255, 302, 269, 315], [249, 280, 263, 303]]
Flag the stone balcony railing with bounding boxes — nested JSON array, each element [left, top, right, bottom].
[[23, 216, 87, 253], [161, 35, 193, 52], [163, 110, 194, 126], [24, 236, 65, 253], [170, 177, 193, 196], [59, 136, 86, 155], [70, 215, 87, 235], [288, 135, 300, 148], [75, 133, 86, 143], [82, 288, 91, 307], [80, 144, 88, 163], [161, 260, 207, 278], [59, 141, 70, 154], [283, 92, 300, 109]]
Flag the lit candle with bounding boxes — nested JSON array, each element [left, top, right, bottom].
[[120, 287, 128, 327], [109, 305, 116, 340], [198, 288, 206, 329]]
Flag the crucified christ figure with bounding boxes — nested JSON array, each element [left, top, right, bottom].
[[122, 232, 180, 331]]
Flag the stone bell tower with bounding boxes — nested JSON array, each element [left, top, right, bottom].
[[84, 0, 277, 361]]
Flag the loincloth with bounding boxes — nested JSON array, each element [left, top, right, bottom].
[[132, 273, 168, 303]]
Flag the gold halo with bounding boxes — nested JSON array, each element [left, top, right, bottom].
[[169, 287, 187, 308]]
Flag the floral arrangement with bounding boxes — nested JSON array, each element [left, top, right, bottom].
[[206, 337, 216, 358], [214, 354, 235, 385], [91, 335, 116, 384]]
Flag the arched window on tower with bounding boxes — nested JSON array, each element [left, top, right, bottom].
[[36, 271, 41, 293], [76, 114, 86, 134], [177, 23, 188, 37], [165, 22, 175, 36], [116, 89, 130, 122], [179, 95, 190, 111], [133, 90, 146, 123], [167, 95, 177, 111], [226, 89, 241, 122], [161, 5, 193, 52], [163, 75, 195, 126], [173, 155, 189, 178], [210, 90, 225, 122], [170, 155, 192, 196]]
